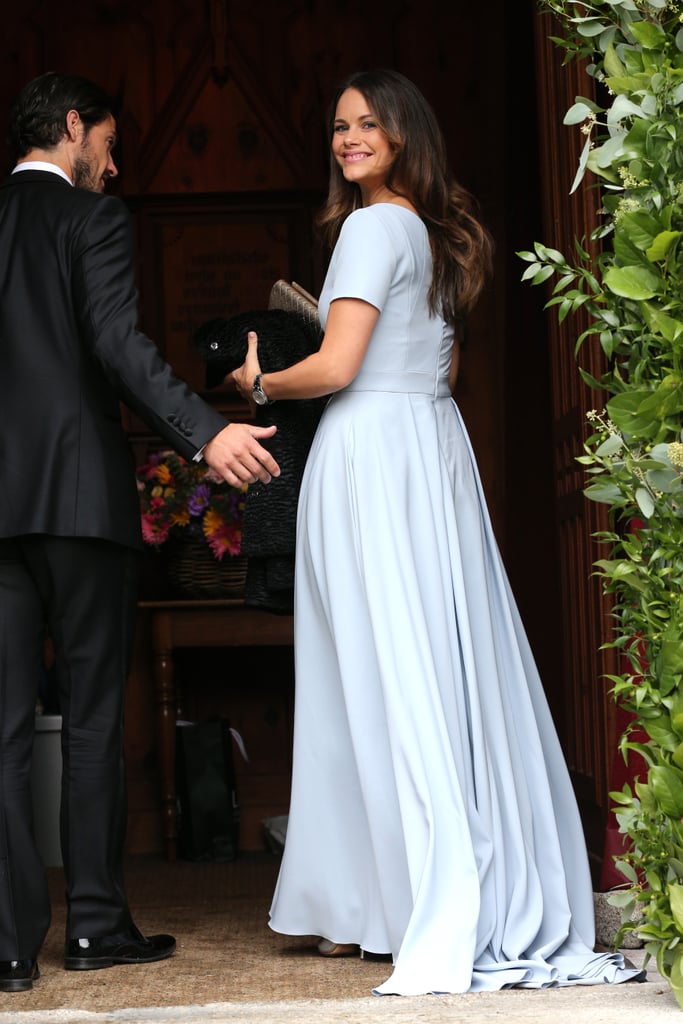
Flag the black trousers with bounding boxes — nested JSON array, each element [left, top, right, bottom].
[[0, 535, 139, 959]]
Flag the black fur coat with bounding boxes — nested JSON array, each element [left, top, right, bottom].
[[192, 309, 326, 613]]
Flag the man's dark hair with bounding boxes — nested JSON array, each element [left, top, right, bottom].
[[8, 71, 116, 162]]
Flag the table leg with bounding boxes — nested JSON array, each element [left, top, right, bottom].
[[150, 614, 178, 860]]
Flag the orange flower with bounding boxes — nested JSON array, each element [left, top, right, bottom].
[[135, 450, 244, 560]]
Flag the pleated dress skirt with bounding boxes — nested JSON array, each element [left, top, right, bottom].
[[269, 380, 640, 995]]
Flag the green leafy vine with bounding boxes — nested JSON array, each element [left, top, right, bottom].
[[520, 1, 683, 994]]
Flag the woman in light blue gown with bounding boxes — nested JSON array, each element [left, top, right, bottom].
[[233, 68, 644, 995]]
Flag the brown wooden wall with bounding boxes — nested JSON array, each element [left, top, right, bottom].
[[0, 0, 507, 507], [2, 0, 607, 865], [532, 11, 623, 876]]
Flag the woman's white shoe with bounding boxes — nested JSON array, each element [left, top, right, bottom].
[[317, 938, 359, 957]]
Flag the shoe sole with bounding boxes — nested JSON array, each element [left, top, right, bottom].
[[64, 948, 175, 971], [0, 966, 39, 992], [360, 950, 393, 962], [317, 944, 359, 958]]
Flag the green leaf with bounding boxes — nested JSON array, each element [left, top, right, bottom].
[[570, 136, 592, 194], [614, 231, 649, 267], [607, 391, 660, 437], [643, 712, 678, 751], [533, 241, 566, 263], [553, 273, 576, 293], [577, 18, 611, 40], [669, 884, 683, 933], [613, 859, 639, 884], [593, 559, 634, 576], [604, 74, 655, 98], [646, 231, 682, 262], [639, 303, 683, 343], [603, 265, 662, 300], [616, 211, 659, 251], [646, 466, 682, 493], [578, 367, 603, 389], [563, 101, 595, 125], [651, 765, 683, 817], [635, 779, 658, 812], [671, 944, 683, 995], [637, 376, 683, 423], [542, 249, 567, 267], [629, 20, 666, 51], [585, 146, 620, 185], [660, 635, 683, 678], [635, 486, 655, 519], [607, 889, 637, 908], [603, 40, 625, 78], [607, 94, 646, 127], [584, 481, 624, 504], [595, 433, 624, 456], [532, 265, 556, 285], [595, 132, 627, 168]]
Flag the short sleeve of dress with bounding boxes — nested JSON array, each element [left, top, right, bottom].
[[324, 207, 397, 312]]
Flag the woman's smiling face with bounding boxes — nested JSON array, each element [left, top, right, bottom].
[[331, 87, 396, 204]]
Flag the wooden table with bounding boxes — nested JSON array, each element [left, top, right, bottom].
[[138, 598, 294, 859]]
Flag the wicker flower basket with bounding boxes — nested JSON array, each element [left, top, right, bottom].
[[166, 539, 247, 599]]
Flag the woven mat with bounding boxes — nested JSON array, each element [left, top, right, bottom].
[[0, 855, 675, 1022]]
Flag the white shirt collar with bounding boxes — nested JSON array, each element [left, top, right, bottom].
[[12, 161, 73, 186]]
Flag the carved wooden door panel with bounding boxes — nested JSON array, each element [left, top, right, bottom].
[[533, 13, 620, 873]]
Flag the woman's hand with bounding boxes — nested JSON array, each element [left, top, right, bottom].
[[231, 331, 262, 406]]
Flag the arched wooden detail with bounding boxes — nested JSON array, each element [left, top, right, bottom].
[[533, 12, 620, 868]]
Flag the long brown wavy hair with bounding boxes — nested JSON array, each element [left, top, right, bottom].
[[317, 68, 493, 332]]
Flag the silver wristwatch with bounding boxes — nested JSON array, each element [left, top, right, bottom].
[[252, 373, 271, 406]]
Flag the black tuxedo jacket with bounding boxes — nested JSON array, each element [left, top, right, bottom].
[[0, 170, 226, 549]]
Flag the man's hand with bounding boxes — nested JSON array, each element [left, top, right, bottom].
[[202, 422, 280, 486]]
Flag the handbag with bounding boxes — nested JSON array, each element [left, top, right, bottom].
[[268, 280, 320, 334], [190, 281, 325, 613], [175, 719, 244, 862], [192, 280, 321, 389]]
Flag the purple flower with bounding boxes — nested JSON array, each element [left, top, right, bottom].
[[187, 483, 211, 517]]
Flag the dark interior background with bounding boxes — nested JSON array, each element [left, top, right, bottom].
[[2, 0, 589, 866]]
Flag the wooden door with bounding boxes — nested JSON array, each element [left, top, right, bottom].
[[532, 11, 620, 876]]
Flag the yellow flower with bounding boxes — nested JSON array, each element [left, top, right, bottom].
[[135, 450, 244, 558], [668, 442, 683, 468], [170, 509, 191, 527]]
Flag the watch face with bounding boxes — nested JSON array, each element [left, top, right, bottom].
[[252, 374, 268, 405]]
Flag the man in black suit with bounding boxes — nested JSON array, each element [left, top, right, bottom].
[[0, 71, 280, 992]]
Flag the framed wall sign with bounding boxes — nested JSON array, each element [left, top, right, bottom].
[[131, 192, 323, 415]]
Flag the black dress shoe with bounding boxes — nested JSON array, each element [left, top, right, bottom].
[[64, 927, 176, 970], [0, 959, 39, 992]]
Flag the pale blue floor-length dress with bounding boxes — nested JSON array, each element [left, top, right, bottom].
[[268, 203, 641, 995]]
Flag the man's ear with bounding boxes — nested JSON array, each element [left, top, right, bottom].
[[65, 109, 81, 142]]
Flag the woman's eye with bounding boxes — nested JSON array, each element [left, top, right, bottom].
[[362, 121, 377, 130], [333, 125, 347, 133]]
